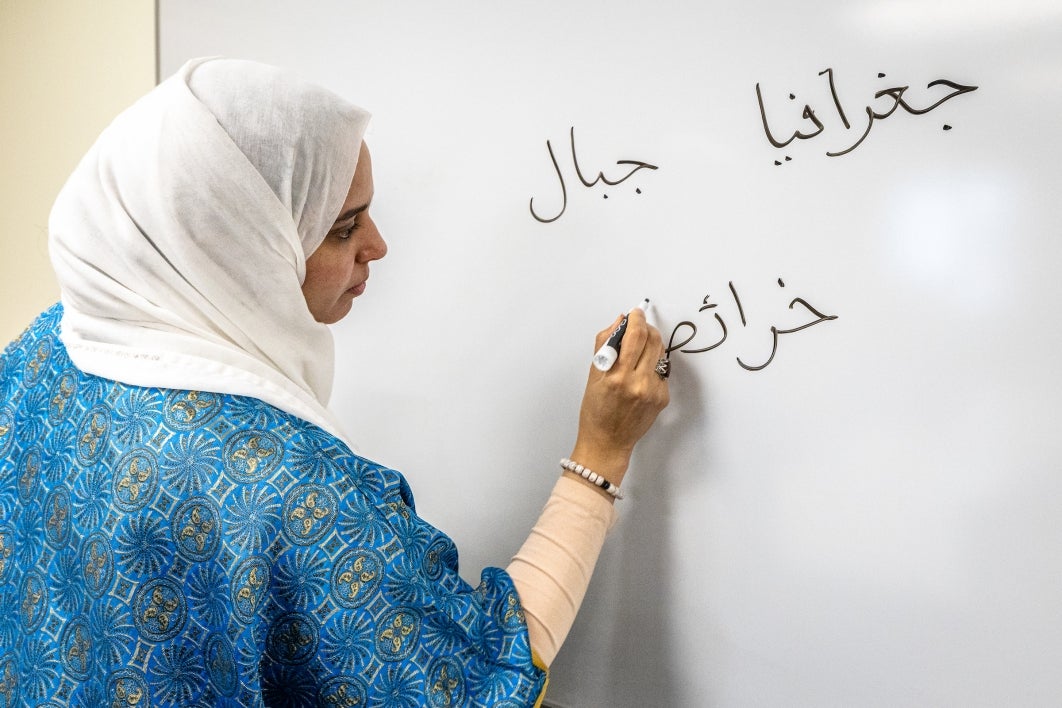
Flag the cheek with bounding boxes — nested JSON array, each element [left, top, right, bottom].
[[302, 258, 329, 301], [302, 258, 346, 322], [305, 246, 354, 296]]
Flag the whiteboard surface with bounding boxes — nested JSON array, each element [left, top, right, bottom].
[[161, 2, 1062, 705]]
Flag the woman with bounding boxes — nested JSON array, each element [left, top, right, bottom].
[[0, 58, 668, 706]]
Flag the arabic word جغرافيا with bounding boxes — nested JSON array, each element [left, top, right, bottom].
[[756, 67, 978, 163]]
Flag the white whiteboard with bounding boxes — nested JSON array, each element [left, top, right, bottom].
[[160, 2, 1062, 706]]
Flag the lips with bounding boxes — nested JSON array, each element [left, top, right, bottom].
[[346, 281, 366, 296]]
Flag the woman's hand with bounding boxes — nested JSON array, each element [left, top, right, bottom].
[[568, 309, 670, 492]]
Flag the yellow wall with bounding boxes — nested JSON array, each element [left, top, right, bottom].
[[0, 0, 156, 343]]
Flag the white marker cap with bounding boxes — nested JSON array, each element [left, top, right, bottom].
[[592, 347, 619, 371], [591, 299, 650, 372]]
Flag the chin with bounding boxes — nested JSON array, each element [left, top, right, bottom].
[[322, 303, 354, 324]]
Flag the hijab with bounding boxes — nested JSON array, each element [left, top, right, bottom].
[[48, 57, 369, 442]]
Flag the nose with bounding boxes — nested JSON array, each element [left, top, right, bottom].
[[357, 214, 387, 263]]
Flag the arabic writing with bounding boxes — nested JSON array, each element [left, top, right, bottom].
[[666, 278, 838, 371], [529, 127, 658, 223], [756, 68, 978, 163]]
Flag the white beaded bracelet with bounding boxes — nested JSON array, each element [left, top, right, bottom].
[[559, 458, 624, 499]]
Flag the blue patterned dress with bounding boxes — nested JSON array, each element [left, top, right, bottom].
[[0, 305, 547, 707]]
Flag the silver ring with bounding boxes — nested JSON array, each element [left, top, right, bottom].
[[654, 357, 671, 379]]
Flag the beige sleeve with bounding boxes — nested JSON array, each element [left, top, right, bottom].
[[505, 474, 618, 667]]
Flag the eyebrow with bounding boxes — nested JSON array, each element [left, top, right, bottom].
[[334, 203, 370, 223]]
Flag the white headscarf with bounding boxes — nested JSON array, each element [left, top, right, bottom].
[[48, 57, 369, 442]]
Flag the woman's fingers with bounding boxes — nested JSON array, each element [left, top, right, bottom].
[[611, 309, 667, 384], [635, 320, 665, 371], [594, 314, 625, 351], [613, 309, 649, 371]]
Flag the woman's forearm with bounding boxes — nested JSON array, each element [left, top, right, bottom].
[[506, 474, 618, 666]]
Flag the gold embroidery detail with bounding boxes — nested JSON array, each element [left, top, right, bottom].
[[84, 541, 109, 588], [0, 661, 16, 704], [26, 343, 49, 378], [21, 576, 43, 624], [0, 535, 10, 578], [170, 391, 212, 422], [236, 566, 265, 612], [324, 683, 364, 706], [142, 586, 180, 633], [503, 593, 525, 625], [336, 556, 377, 602], [288, 491, 330, 536], [430, 664, 461, 705], [18, 453, 39, 495], [80, 413, 107, 457], [47, 493, 68, 536], [207, 646, 233, 683], [116, 456, 152, 502], [66, 625, 91, 670], [387, 501, 411, 520], [230, 435, 275, 476], [113, 677, 145, 706], [179, 505, 215, 552], [380, 614, 415, 654], [51, 376, 74, 416], [276, 619, 314, 656]]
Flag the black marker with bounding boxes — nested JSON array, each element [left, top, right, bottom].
[[592, 299, 650, 371]]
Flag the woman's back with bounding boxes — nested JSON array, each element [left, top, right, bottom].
[[0, 304, 545, 706]]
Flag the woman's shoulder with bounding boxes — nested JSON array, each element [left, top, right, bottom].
[[0, 304, 409, 508], [1, 302, 64, 374], [210, 392, 409, 501]]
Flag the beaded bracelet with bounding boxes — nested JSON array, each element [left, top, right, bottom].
[[559, 458, 624, 499]]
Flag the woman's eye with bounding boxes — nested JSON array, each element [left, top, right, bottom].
[[336, 220, 359, 239]]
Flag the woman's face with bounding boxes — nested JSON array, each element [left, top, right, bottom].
[[302, 142, 387, 324]]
